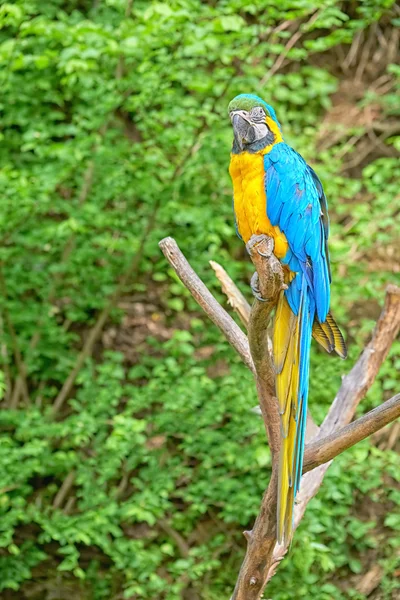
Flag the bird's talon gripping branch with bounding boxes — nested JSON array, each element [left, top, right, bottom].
[[257, 247, 272, 258], [253, 292, 268, 302], [250, 272, 268, 302], [246, 233, 274, 259], [246, 234, 285, 304]]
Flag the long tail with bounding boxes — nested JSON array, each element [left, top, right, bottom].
[[274, 279, 347, 544], [274, 277, 313, 544]]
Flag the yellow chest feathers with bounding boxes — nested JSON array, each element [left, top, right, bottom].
[[229, 151, 288, 259]]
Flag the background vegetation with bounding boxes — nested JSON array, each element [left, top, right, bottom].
[[0, 0, 399, 598]]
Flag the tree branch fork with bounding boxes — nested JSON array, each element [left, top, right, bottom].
[[159, 235, 400, 600]]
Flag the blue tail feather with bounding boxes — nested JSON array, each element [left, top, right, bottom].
[[294, 282, 314, 497]]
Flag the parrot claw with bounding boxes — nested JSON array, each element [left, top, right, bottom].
[[250, 272, 268, 302], [254, 292, 268, 302], [246, 234, 274, 258]]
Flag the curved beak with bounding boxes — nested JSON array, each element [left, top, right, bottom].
[[231, 111, 252, 150]]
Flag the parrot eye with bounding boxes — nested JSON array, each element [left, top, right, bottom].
[[250, 106, 266, 121]]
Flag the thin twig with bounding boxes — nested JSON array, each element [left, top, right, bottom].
[[260, 10, 320, 85], [53, 471, 76, 509], [342, 30, 363, 70], [64, 496, 76, 514], [260, 30, 303, 84], [209, 260, 251, 327], [159, 519, 190, 558]]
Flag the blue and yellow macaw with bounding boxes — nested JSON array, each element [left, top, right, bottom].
[[228, 93, 347, 544]]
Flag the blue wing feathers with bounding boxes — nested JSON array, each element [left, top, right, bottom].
[[308, 164, 331, 282], [279, 196, 296, 231], [264, 144, 331, 323]]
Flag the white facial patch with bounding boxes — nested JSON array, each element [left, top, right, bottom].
[[251, 122, 270, 141]]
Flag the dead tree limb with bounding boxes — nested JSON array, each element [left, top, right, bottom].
[[159, 237, 400, 600], [321, 283, 400, 434], [230, 235, 284, 600], [303, 392, 400, 472], [209, 260, 251, 326]]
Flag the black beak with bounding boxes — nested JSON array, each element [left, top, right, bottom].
[[231, 112, 254, 150]]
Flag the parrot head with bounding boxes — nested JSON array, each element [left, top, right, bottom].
[[228, 93, 282, 152]]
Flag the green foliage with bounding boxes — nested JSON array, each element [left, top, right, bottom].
[[0, 0, 399, 598]]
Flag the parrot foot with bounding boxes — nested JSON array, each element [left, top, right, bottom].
[[246, 234, 274, 258], [250, 272, 268, 302], [257, 249, 272, 258]]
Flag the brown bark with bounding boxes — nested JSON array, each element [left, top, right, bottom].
[[209, 260, 251, 327], [303, 393, 400, 472]]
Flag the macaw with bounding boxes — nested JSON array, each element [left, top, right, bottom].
[[228, 93, 347, 544]]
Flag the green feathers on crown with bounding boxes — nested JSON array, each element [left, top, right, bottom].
[[228, 94, 282, 129]]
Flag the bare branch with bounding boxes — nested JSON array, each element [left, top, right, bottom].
[[159, 238, 255, 375], [260, 10, 321, 84], [322, 284, 400, 434], [356, 564, 384, 596], [209, 260, 251, 327], [159, 518, 190, 558], [245, 236, 283, 455], [303, 393, 400, 472], [200, 245, 318, 440], [231, 235, 284, 600], [209, 256, 318, 438], [211, 260, 277, 361]]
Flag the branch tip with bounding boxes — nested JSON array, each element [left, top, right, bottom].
[[243, 530, 253, 542]]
